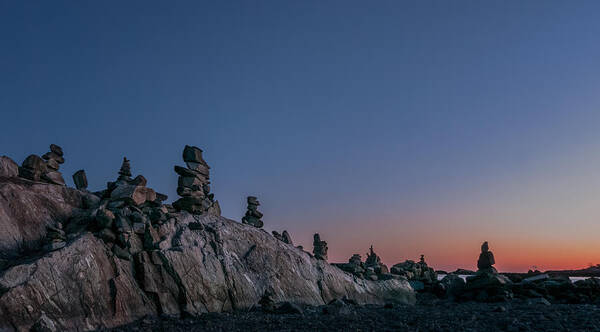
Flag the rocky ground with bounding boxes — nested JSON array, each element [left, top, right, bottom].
[[106, 295, 600, 332]]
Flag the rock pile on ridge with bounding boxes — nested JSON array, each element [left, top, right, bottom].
[[242, 196, 264, 228], [477, 241, 496, 274], [272, 230, 293, 245], [19, 144, 66, 185], [173, 145, 220, 215], [313, 233, 328, 260], [390, 254, 437, 284]]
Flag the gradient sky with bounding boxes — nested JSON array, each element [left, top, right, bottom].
[[3, 1, 600, 272]]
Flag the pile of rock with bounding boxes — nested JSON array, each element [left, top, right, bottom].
[[390, 255, 437, 284], [43, 222, 66, 251], [74, 157, 172, 260], [462, 241, 513, 302], [312, 233, 328, 260], [272, 230, 293, 245], [334, 254, 367, 278], [19, 144, 66, 185], [172, 145, 220, 216], [365, 245, 389, 275], [242, 196, 263, 228]]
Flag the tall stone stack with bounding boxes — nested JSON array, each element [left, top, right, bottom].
[[242, 196, 264, 228], [312, 233, 328, 261], [172, 145, 220, 215], [477, 241, 497, 274], [19, 144, 66, 185]]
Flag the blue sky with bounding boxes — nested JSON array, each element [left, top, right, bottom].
[[3, 1, 600, 271]]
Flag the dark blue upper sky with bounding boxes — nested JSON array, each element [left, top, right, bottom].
[[3, 1, 600, 270]]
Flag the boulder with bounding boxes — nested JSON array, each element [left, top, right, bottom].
[[110, 185, 156, 206], [0, 156, 18, 178], [42, 171, 66, 186], [72, 170, 88, 190]]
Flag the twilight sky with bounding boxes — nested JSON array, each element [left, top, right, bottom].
[[2, 1, 600, 272]]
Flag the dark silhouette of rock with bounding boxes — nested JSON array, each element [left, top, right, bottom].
[[390, 255, 436, 284], [72, 170, 88, 190], [313, 233, 328, 260], [477, 241, 497, 274], [242, 196, 263, 228]]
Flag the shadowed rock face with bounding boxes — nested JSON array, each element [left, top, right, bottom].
[[0, 177, 90, 264], [0, 179, 415, 331]]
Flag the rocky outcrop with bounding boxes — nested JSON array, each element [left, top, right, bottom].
[[0, 145, 415, 331]]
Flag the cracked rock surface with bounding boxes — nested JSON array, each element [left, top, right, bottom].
[[0, 179, 415, 331]]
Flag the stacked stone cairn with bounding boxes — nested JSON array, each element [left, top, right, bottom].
[[172, 145, 220, 215], [390, 254, 437, 284], [335, 246, 405, 281], [272, 230, 293, 245], [43, 221, 66, 251], [242, 196, 263, 228], [463, 241, 513, 302], [80, 157, 171, 260], [312, 233, 328, 260], [19, 144, 66, 185]]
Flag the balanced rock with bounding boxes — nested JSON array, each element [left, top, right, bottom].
[[72, 170, 88, 190], [242, 196, 264, 228], [390, 255, 436, 283], [313, 233, 328, 261], [365, 245, 389, 275]]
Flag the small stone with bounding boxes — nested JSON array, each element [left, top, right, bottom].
[[72, 170, 88, 190], [118, 157, 132, 178], [178, 176, 204, 190], [42, 151, 64, 164], [49, 144, 63, 157], [131, 175, 147, 187], [44, 241, 66, 251], [22, 154, 47, 172], [46, 158, 60, 171], [42, 171, 65, 186], [133, 222, 146, 234], [31, 312, 58, 332], [185, 162, 209, 176], [174, 165, 203, 178], [182, 145, 208, 164], [110, 185, 155, 206], [281, 231, 293, 245], [96, 208, 115, 229]]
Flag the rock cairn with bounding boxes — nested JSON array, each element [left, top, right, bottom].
[[43, 222, 66, 251], [72, 169, 88, 190], [75, 157, 171, 260], [312, 233, 328, 260], [272, 230, 293, 245], [19, 144, 66, 185], [390, 255, 436, 284], [242, 196, 263, 228], [172, 145, 220, 216], [477, 241, 496, 274]]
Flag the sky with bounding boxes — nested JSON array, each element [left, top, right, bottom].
[[2, 1, 600, 272]]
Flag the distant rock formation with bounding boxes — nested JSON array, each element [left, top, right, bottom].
[[242, 196, 263, 228], [390, 255, 437, 284], [312, 233, 328, 260]]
